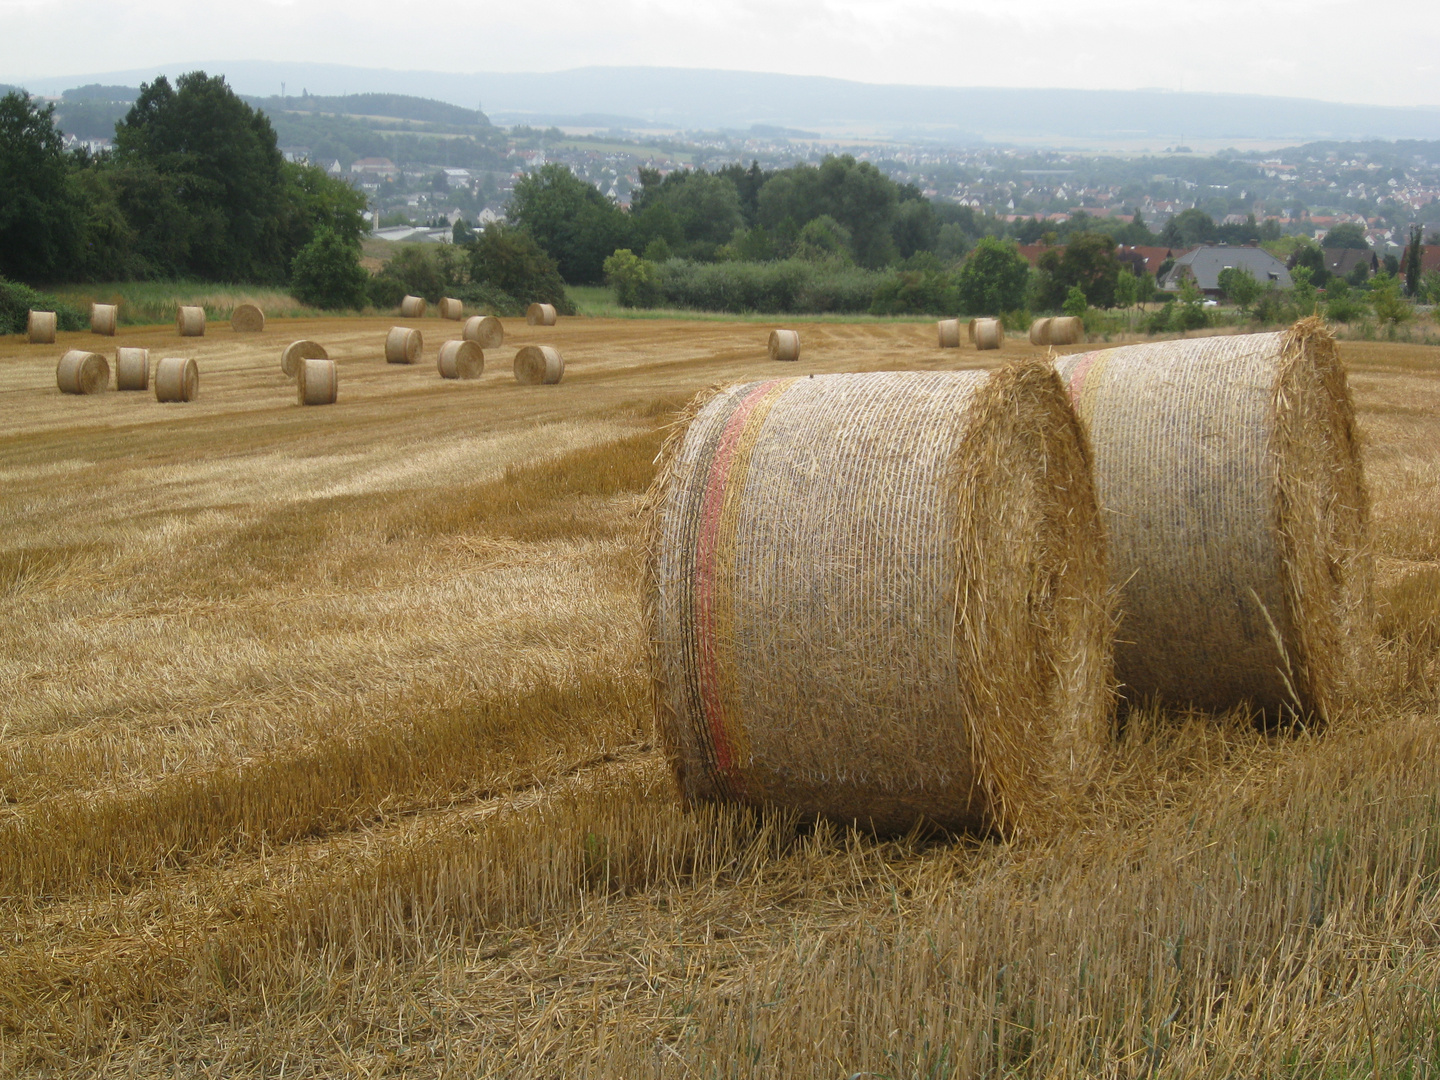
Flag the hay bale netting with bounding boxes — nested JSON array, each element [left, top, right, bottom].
[[438, 297, 464, 321], [400, 295, 427, 318], [91, 303, 118, 337], [513, 345, 564, 385], [937, 319, 962, 349], [115, 347, 151, 391], [385, 327, 422, 364], [1028, 317, 1053, 347], [437, 339, 484, 380], [297, 357, 338, 406], [154, 357, 199, 403], [973, 318, 1003, 351], [231, 304, 265, 332], [281, 340, 327, 379], [56, 350, 110, 394], [1049, 316, 1084, 346], [27, 310, 57, 344], [462, 315, 504, 348], [767, 329, 800, 362], [526, 303, 557, 326], [176, 306, 206, 337], [1054, 319, 1370, 719], [645, 362, 1112, 836]]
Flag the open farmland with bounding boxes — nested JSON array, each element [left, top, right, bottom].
[[1, 316, 1439, 1077]]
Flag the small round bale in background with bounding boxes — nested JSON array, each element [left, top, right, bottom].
[[1029, 317, 1053, 346], [231, 303, 265, 332], [115, 347, 151, 391], [513, 345, 563, 385], [385, 326, 422, 364], [526, 303, 557, 326], [281, 340, 327, 379], [154, 357, 199, 402], [767, 329, 800, 362], [27, 311, 57, 344], [91, 303, 118, 336], [297, 357, 338, 406], [438, 339, 484, 380], [463, 315, 504, 348], [937, 319, 962, 348], [1049, 316, 1084, 346], [974, 318, 1003, 351], [400, 295, 427, 318], [646, 362, 1111, 837], [967, 317, 977, 343], [439, 297, 464, 320], [176, 306, 206, 337], [56, 350, 110, 395]]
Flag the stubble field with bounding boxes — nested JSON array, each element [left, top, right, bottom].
[[1, 314, 1438, 1077]]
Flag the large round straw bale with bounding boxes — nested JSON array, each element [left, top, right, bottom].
[[400, 295, 427, 318], [176, 306, 206, 337], [526, 302, 557, 326], [115, 347, 151, 391], [90, 303, 118, 336], [438, 339, 484, 379], [1054, 318, 1369, 719], [56, 350, 110, 394], [439, 297, 464, 320], [297, 357, 338, 406], [767, 329, 800, 362], [1049, 316, 1084, 346], [937, 319, 962, 348], [385, 326, 422, 364], [973, 318, 1003, 350], [281, 340, 328, 379], [154, 357, 199, 402], [645, 361, 1112, 837], [27, 310, 57, 344], [231, 303, 265, 332], [463, 315, 504, 348], [1029, 317, 1053, 347], [513, 345, 564, 385], [967, 318, 976, 343]]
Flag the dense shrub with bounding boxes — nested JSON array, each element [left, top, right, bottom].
[[652, 259, 883, 314], [365, 274, 408, 310], [0, 276, 86, 335], [289, 227, 368, 310]]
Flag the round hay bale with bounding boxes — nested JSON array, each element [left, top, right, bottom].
[[176, 306, 206, 337], [56, 350, 110, 395], [937, 319, 962, 349], [439, 297, 464, 320], [1054, 318, 1369, 719], [973, 318, 1003, 351], [967, 318, 976, 343], [526, 303, 557, 326], [231, 303, 265, 332], [115, 347, 151, 391], [400, 295, 428, 318], [767, 329, 800, 362], [297, 357, 338, 406], [90, 303, 118, 337], [27, 310, 57, 344], [644, 361, 1112, 837], [1029, 317, 1053, 347], [437, 339, 484, 380], [154, 357, 199, 403], [281, 340, 327, 379], [463, 315, 504, 348], [385, 327, 422, 365], [1049, 316, 1084, 346], [513, 345, 564, 385]]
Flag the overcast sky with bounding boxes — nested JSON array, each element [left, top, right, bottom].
[[3, 0, 1438, 108]]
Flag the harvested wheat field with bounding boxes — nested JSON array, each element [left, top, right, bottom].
[[1, 315, 1439, 1078]]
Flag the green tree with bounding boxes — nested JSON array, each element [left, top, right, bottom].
[[1290, 241, 1331, 287], [379, 245, 446, 302], [1217, 266, 1263, 315], [1405, 224, 1423, 298], [1036, 231, 1121, 309], [467, 224, 573, 312], [1346, 259, 1371, 287], [1114, 267, 1139, 309], [955, 238, 1030, 315], [1289, 266, 1318, 316], [1323, 279, 1367, 322], [1322, 223, 1369, 249], [0, 91, 86, 282], [794, 215, 853, 263], [1368, 271, 1412, 333], [290, 226, 368, 309], [1061, 285, 1088, 318], [1173, 276, 1210, 331], [507, 163, 630, 284], [603, 248, 656, 308], [1159, 209, 1218, 247]]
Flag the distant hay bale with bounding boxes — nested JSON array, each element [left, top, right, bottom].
[[463, 315, 504, 348], [281, 340, 328, 379], [1029, 317, 1053, 346], [973, 318, 1003, 350], [967, 318, 976, 343], [526, 303, 557, 326], [231, 303, 265, 332], [90, 303, 118, 337], [513, 345, 564, 385], [385, 327, 422, 364], [297, 357, 338, 406], [1054, 319, 1369, 719], [115, 347, 151, 391], [438, 339, 485, 380], [645, 362, 1112, 836], [400, 295, 427, 318], [176, 306, 206, 337], [439, 297, 464, 320], [1049, 316, 1084, 346], [56, 350, 109, 395], [27, 311, 56, 344], [154, 357, 199, 403], [767, 329, 800, 362], [937, 319, 962, 348]]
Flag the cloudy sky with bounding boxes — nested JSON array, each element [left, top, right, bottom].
[[3, 0, 1438, 107]]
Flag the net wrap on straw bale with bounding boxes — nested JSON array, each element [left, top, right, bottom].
[[937, 319, 962, 348], [438, 339, 484, 379], [526, 303, 557, 326], [154, 357, 199, 402], [281, 340, 327, 379], [115, 347, 150, 391], [463, 315, 504, 348], [439, 297, 464, 320], [973, 318, 1003, 350], [767, 329, 800, 362], [644, 362, 1112, 837], [1054, 319, 1369, 719], [400, 295, 427, 318], [513, 345, 563, 385], [297, 357, 338, 406], [385, 327, 422, 364], [176, 306, 206, 337], [27, 310, 56, 344], [56, 350, 109, 394], [90, 303, 117, 336]]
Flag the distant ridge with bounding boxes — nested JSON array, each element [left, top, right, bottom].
[[13, 62, 1440, 144]]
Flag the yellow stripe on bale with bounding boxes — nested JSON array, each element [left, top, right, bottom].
[[297, 357, 338, 406], [644, 361, 1112, 838], [767, 329, 800, 362], [1029, 317, 1053, 346], [973, 318, 1003, 350], [230, 303, 265, 332], [438, 297, 464, 320], [526, 303, 557, 326], [513, 345, 563, 385], [937, 319, 962, 348], [154, 357, 199, 402], [1053, 319, 1370, 719], [176, 306, 206, 337], [385, 327, 422, 364], [90, 304, 117, 336], [115, 347, 150, 391], [463, 315, 504, 348], [437, 339, 484, 379], [281, 340, 327, 379], [400, 295, 427, 318], [27, 311, 56, 344], [56, 350, 109, 394]]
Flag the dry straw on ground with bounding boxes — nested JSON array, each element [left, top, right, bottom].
[[230, 303, 265, 332], [386, 326, 422, 364], [176, 305, 206, 337], [463, 315, 505, 348], [26, 310, 56, 344], [90, 302, 117, 336], [280, 339, 327, 379], [438, 339, 485, 380], [154, 356, 199, 402], [439, 297, 464, 321], [55, 349, 109, 394], [527, 303, 557, 326], [115, 347, 150, 391], [514, 345, 564, 385], [973, 318, 1003, 350], [644, 362, 1112, 836], [767, 328, 801, 361], [937, 319, 962, 348], [1054, 318, 1370, 718], [297, 356, 338, 405], [401, 295, 428, 318]]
